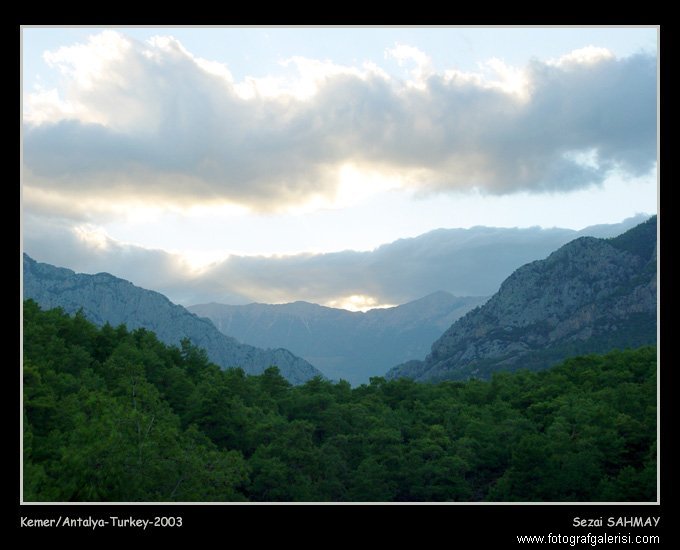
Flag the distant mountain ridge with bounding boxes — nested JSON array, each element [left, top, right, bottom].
[[188, 292, 488, 385], [22, 255, 322, 384], [387, 216, 657, 382], [23, 214, 652, 308]]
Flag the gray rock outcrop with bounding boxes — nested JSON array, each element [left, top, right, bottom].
[[22, 255, 323, 384], [387, 216, 658, 382]]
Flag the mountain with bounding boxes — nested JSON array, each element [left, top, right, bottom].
[[22, 254, 323, 384], [24, 214, 652, 307], [387, 216, 657, 382], [188, 292, 488, 385]]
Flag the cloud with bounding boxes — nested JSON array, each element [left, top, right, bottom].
[[23, 32, 657, 217], [23, 214, 651, 309], [385, 43, 433, 85]]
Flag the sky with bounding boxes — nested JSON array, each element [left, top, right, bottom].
[[22, 26, 658, 310]]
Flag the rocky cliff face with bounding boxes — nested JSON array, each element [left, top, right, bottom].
[[188, 291, 488, 385], [22, 255, 323, 384], [387, 216, 657, 382]]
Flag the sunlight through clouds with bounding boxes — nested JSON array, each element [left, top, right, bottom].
[[72, 224, 112, 251], [326, 294, 397, 312], [22, 27, 657, 307], [335, 164, 404, 207], [24, 29, 656, 218]]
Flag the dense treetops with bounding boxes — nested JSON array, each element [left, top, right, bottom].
[[22, 254, 322, 384], [23, 300, 656, 502]]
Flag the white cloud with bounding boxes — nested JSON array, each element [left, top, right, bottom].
[[24, 88, 77, 125], [23, 32, 657, 219], [72, 224, 112, 250], [44, 30, 131, 89], [479, 58, 531, 100], [385, 43, 433, 87], [550, 46, 615, 67], [231, 56, 386, 100]]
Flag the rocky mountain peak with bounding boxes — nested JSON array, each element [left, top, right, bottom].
[[23, 254, 323, 384], [387, 216, 657, 382]]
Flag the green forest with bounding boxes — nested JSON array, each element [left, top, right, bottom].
[[23, 299, 657, 502]]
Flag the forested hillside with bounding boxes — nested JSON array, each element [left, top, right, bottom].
[[23, 254, 321, 384], [389, 216, 657, 382], [188, 292, 487, 385], [23, 300, 656, 502]]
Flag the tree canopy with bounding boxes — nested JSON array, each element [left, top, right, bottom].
[[23, 299, 656, 502]]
